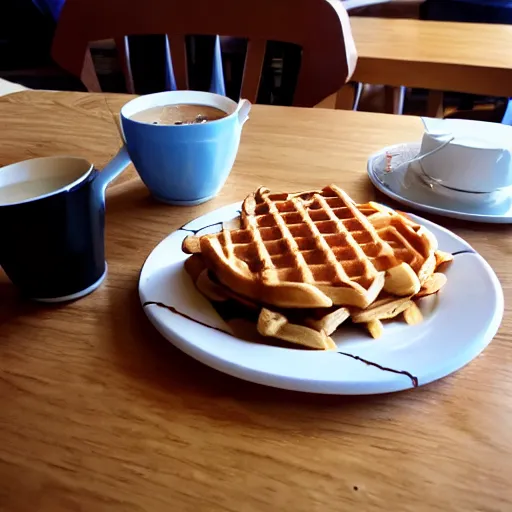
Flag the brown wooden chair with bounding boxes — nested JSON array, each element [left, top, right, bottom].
[[51, 0, 357, 107]]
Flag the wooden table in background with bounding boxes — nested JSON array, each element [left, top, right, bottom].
[[334, 17, 512, 115], [0, 91, 511, 512]]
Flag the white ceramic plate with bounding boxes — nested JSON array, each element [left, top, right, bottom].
[[368, 142, 512, 223], [139, 202, 503, 394]]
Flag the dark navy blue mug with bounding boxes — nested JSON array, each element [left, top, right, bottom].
[[0, 148, 130, 302]]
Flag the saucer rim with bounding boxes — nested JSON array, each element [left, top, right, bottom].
[[367, 142, 512, 224]]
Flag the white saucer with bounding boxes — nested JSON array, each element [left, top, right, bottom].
[[139, 202, 503, 395], [368, 142, 512, 223]]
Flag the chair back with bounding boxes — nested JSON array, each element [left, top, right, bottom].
[[52, 0, 357, 107]]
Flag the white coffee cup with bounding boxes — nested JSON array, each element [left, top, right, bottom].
[[418, 118, 512, 193]]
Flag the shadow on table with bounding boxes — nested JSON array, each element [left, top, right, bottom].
[[0, 272, 54, 327], [106, 177, 159, 212]]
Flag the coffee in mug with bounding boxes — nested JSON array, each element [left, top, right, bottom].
[[131, 104, 228, 125]]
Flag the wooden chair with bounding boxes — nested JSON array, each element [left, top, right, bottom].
[[51, 0, 357, 107]]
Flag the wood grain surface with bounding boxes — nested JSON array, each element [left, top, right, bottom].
[[349, 17, 512, 97], [0, 91, 511, 512]]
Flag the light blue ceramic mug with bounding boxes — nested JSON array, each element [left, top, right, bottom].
[[120, 91, 251, 205]]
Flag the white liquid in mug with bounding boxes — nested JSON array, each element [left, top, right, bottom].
[[0, 177, 69, 205]]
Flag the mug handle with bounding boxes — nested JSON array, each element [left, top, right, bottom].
[[236, 99, 251, 126], [94, 145, 131, 200]]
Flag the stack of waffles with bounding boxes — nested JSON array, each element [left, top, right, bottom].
[[182, 185, 453, 350]]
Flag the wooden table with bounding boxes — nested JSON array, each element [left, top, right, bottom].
[[332, 16, 512, 115], [350, 16, 512, 97], [1, 91, 511, 512]]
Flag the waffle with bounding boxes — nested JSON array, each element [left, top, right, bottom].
[[242, 189, 438, 290], [184, 253, 343, 350], [257, 308, 338, 350], [193, 185, 437, 309], [181, 185, 450, 348], [184, 250, 448, 348]]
